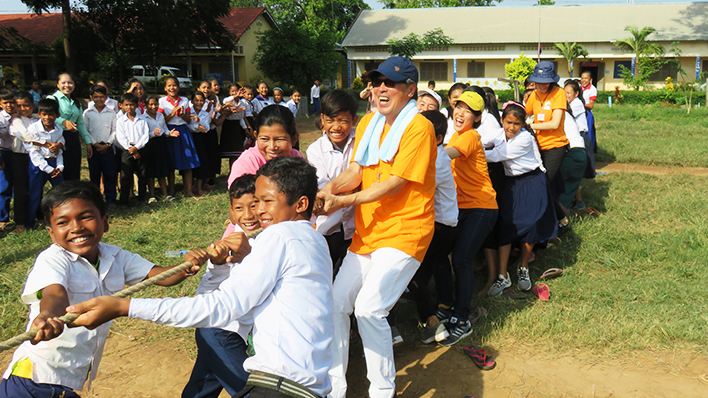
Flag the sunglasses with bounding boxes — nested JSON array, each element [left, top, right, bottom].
[[372, 77, 401, 88]]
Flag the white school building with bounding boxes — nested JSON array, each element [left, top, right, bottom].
[[341, 2, 708, 91]]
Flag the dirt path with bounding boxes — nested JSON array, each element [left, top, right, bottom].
[[21, 330, 700, 398], [595, 162, 708, 177]]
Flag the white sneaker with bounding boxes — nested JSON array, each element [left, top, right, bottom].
[[488, 274, 511, 297], [391, 326, 404, 346], [517, 267, 532, 291]]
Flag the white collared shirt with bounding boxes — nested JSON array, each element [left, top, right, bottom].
[[3, 243, 154, 391], [252, 96, 273, 115], [88, 97, 119, 114], [143, 112, 169, 138], [116, 113, 149, 150], [158, 96, 191, 126], [129, 220, 334, 397], [286, 99, 299, 118], [9, 115, 39, 154], [189, 108, 212, 133], [0, 110, 12, 149], [222, 96, 249, 130], [568, 97, 588, 133], [83, 103, 117, 145], [24, 120, 65, 173], [306, 130, 357, 239], [484, 128, 544, 176], [310, 84, 320, 102], [441, 107, 456, 145], [434, 145, 458, 227], [477, 109, 503, 146], [564, 111, 585, 149]]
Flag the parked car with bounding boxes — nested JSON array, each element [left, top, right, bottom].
[[131, 65, 192, 88]]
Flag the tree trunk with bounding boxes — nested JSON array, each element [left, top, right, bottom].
[[61, 0, 75, 74]]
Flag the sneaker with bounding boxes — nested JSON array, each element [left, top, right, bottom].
[[148, 197, 158, 204], [488, 274, 511, 297], [165, 195, 176, 202], [391, 326, 404, 346], [440, 318, 472, 346], [517, 267, 532, 291], [436, 305, 452, 324], [420, 322, 449, 344], [569, 200, 586, 210]]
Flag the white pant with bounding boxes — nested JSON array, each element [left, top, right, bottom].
[[328, 248, 420, 398]]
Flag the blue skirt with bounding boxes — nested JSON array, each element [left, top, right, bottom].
[[498, 169, 558, 246], [167, 124, 200, 170]]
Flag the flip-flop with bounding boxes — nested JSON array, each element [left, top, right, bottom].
[[468, 307, 487, 325], [462, 346, 497, 370], [501, 290, 527, 300], [532, 283, 550, 301], [540, 268, 563, 280], [583, 207, 601, 217]]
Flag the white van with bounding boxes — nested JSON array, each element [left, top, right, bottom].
[[131, 65, 192, 88]]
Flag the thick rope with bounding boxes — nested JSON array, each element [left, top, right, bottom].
[[0, 227, 263, 354]]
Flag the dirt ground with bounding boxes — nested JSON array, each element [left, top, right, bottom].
[[2, 328, 698, 398], [595, 162, 708, 177]]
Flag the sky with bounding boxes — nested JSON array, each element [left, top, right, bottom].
[[0, 0, 704, 13]]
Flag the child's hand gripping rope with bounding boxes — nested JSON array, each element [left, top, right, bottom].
[[0, 227, 263, 353]]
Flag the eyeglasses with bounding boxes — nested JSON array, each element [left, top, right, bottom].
[[372, 77, 399, 88]]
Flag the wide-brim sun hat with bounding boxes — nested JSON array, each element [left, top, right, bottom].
[[368, 56, 419, 84], [456, 91, 485, 112], [528, 61, 560, 83]]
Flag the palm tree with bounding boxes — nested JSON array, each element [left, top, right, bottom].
[[614, 26, 662, 79], [554, 42, 588, 77]]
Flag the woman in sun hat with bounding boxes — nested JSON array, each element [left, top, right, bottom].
[[524, 61, 569, 222]]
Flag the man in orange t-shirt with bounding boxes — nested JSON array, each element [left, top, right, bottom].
[[317, 57, 436, 398]]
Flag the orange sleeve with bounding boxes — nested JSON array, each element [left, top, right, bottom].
[[525, 95, 535, 114], [390, 114, 435, 185], [449, 129, 477, 161], [550, 88, 567, 111]]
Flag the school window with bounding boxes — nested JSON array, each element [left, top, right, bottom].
[[648, 63, 678, 81], [420, 62, 448, 82], [467, 61, 485, 77], [614, 61, 632, 78]]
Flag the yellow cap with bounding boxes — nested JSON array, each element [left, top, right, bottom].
[[457, 91, 485, 112]]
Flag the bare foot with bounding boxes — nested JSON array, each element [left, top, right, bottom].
[[15, 225, 26, 234], [478, 282, 494, 297]]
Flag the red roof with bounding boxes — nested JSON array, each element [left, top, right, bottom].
[[0, 7, 273, 47]]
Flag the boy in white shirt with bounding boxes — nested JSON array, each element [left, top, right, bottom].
[[0, 181, 201, 398], [182, 174, 258, 398], [8, 92, 38, 232], [115, 93, 149, 205], [24, 99, 65, 226], [83, 84, 118, 204], [68, 157, 335, 398], [306, 89, 358, 274], [0, 88, 16, 230]]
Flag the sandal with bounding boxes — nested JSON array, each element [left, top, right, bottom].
[[468, 307, 487, 325], [540, 268, 563, 280], [462, 346, 497, 370], [501, 290, 527, 300], [583, 207, 601, 217], [532, 283, 550, 301]]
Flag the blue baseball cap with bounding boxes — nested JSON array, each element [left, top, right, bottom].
[[368, 56, 419, 84]]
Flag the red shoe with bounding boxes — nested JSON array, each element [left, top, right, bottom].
[[462, 346, 497, 370]]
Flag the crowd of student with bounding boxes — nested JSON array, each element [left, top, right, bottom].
[[0, 57, 600, 398]]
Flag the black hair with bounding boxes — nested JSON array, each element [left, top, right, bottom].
[[421, 110, 447, 140], [37, 98, 59, 114], [89, 84, 108, 97], [42, 180, 106, 225], [146, 94, 161, 105], [16, 91, 33, 103], [522, 88, 535, 103], [243, 85, 254, 93], [128, 77, 142, 86], [121, 92, 138, 104], [581, 70, 592, 79], [291, 89, 301, 95], [199, 80, 210, 88], [164, 76, 179, 87], [444, 82, 468, 118], [428, 80, 436, 88], [320, 89, 358, 119], [501, 102, 529, 128], [229, 173, 257, 201], [481, 86, 503, 127], [454, 100, 483, 129], [257, 80, 268, 89], [56, 72, 82, 107], [257, 104, 297, 139], [192, 91, 206, 101], [256, 157, 318, 219], [0, 88, 15, 101], [564, 80, 584, 104], [94, 80, 108, 88]]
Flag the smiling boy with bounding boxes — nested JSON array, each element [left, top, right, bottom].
[[69, 157, 334, 398], [0, 181, 200, 398]]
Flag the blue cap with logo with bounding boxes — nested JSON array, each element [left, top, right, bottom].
[[368, 56, 419, 84]]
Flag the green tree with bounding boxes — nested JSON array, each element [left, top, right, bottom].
[[387, 28, 454, 59], [21, 0, 75, 73], [534, 0, 555, 5], [504, 52, 537, 87], [254, 21, 340, 91], [615, 26, 672, 90], [554, 42, 588, 77], [381, 0, 499, 8]]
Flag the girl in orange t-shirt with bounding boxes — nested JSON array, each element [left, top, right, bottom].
[[441, 91, 498, 346], [524, 61, 569, 222]]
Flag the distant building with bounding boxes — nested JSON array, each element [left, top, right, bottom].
[[0, 7, 276, 87], [342, 3, 708, 91]]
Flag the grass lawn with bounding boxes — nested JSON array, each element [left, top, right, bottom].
[[593, 104, 708, 167], [1, 106, 707, 358]]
